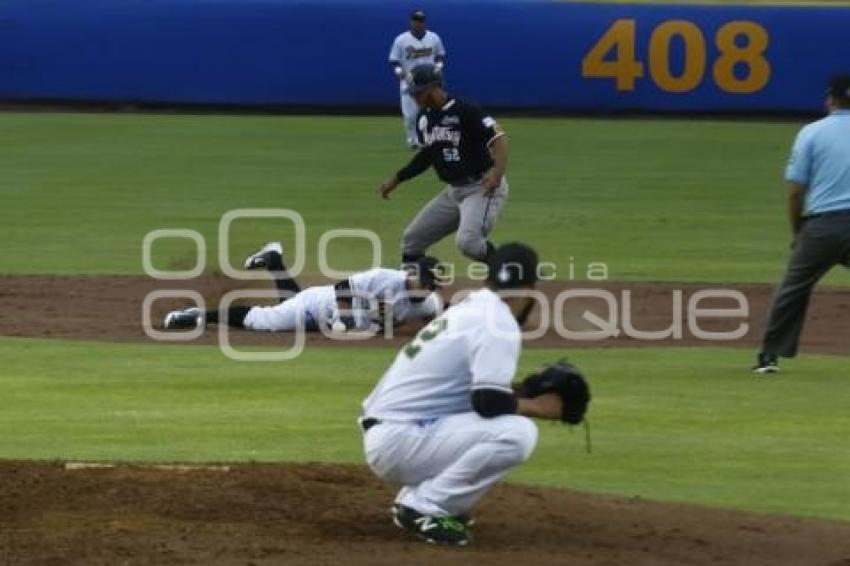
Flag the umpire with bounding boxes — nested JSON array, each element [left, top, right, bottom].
[[378, 64, 508, 264], [754, 74, 850, 374]]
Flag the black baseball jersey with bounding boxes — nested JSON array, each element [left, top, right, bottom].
[[415, 97, 502, 185]]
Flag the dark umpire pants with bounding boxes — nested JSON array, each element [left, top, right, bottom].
[[761, 212, 850, 358]]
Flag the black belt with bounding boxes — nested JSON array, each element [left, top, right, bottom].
[[361, 417, 381, 432], [449, 172, 484, 187], [807, 209, 850, 220]]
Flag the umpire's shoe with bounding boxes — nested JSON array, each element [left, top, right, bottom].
[[243, 241, 283, 270], [392, 504, 469, 546], [163, 307, 203, 330], [752, 352, 779, 375]]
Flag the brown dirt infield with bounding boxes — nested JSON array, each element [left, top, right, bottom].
[[0, 274, 848, 353], [1, 461, 849, 566]]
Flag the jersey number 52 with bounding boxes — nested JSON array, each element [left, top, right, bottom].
[[442, 148, 461, 162]]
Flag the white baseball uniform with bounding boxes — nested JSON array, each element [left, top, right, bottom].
[[388, 30, 446, 147], [243, 284, 336, 331], [361, 289, 538, 517], [243, 268, 439, 332]]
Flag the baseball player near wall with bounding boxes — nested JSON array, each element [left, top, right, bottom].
[[360, 242, 591, 546], [754, 74, 850, 374], [388, 10, 446, 149], [162, 242, 444, 333], [379, 64, 509, 264]]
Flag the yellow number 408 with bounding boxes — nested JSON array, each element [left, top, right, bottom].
[[581, 19, 770, 94]]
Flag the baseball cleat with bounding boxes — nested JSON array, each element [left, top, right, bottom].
[[752, 353, 779, 375], [162, 307, 203, 330], [392, 504, 469, 546], [391, 503, 474, 527], [243, 241, 284, 270]]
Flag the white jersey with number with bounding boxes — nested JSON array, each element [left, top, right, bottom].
[[362, 289, 520, 420], [388, 30, 446, 94]]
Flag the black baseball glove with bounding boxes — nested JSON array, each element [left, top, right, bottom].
[[518, 359, 591, 424]]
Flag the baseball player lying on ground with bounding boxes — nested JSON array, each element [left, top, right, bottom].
[[162, 242, 445, 333], [360, 242, 591, 546]]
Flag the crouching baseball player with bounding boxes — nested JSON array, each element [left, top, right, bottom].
[[359, 242, 591, 545], [162, 242, 445, 333]]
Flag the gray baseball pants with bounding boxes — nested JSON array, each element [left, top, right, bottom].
[[761, 213, 850, 358], [401, 177, 508, 261]]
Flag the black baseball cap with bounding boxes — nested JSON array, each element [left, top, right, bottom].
[[409, 64, 442, 95], [410, 10, 426, 21], [487, 242, 539, 289], [828, 74, 850, 102]]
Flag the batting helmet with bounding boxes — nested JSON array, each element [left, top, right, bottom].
[[487, 242, 539, 289], [409, 64, 442, 95]]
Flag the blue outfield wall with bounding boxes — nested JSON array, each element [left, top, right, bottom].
[[0, 0, 848, 113]]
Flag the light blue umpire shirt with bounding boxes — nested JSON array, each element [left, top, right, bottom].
[[785, 109, 850, 216]]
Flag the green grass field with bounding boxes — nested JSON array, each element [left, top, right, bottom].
[[1, 111, 848, 525], [1, 338, 847, 521], [5, 112, 848, 284]]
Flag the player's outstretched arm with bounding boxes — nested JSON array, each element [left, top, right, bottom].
[[378, 175, 400, 199], [377, 147, 434, 199], [482, 133, 508, 193], [471, 387, 562, 421]]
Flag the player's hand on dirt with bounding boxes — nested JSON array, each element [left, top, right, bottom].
[[378, 176, 400, 199], [481, 170, 501, 194], [329, 312, 355, 334]]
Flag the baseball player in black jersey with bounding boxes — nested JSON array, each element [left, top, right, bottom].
[[378, 64, 509, 263]]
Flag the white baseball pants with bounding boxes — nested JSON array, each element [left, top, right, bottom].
[[363, 412, 538, 516], [400, 91, 419, 147], [243, 299, 305, 331], [242, 286, 331, 331]]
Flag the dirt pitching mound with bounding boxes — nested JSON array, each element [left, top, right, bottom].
[[1, 461, 848, 566], [1, 275, 848, 354]]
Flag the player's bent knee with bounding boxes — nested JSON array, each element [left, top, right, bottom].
[[455, 232, 487, 261], [499, 416, 538, 463]]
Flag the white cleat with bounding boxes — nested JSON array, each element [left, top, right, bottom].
[[163, 307, 203, 330], [243, 241, 284, 270]]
